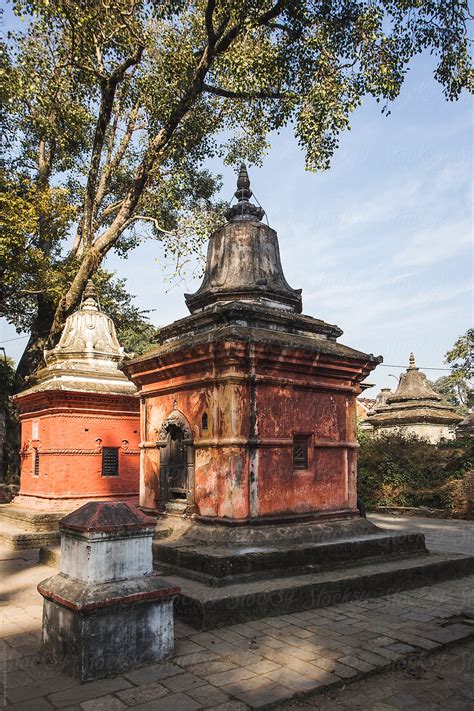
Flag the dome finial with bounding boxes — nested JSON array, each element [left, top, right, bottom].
[[235, 163, 252, 202], [224, 163, 265, 222], [409, 352, 416, 369], [83, 279, 98, 299], [81, 280, 100, 311]]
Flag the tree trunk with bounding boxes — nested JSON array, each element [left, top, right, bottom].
[[15, 294, 57, 381]]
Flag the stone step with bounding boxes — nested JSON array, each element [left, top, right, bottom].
[[39, 544, 61, 567], [153, 530, 427, 586], [157, 551, 474, 630], [0, 504, 66, 532], [0, 517, 60, 550]]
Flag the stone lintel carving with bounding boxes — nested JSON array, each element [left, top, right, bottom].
[[157, 407, 193, 446]]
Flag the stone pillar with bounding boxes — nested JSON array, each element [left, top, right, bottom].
[[37, 501, 179, 681]]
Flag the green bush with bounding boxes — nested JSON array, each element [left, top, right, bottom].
[[357, 430, 473, 515]]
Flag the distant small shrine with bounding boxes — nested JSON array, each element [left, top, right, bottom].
[[0, 282, 140, 548], [367, 353, 463, 443]]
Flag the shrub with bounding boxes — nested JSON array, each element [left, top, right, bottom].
[[357, 430, 473, 517]]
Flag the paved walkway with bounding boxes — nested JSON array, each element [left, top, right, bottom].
[[368, 514, 474, 555], [279, 638, 474, 710], [1, 515, 473, 710]]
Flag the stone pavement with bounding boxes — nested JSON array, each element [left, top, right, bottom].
[[1, 515, 474, 710], [368, 513, 474, 555], [278, 638, 474, 710]]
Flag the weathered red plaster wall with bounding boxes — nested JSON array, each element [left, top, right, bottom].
[[17, 393, 140, 504], [141, 384, 251, 517], [255, 386, 348, 440], [132, 339, 363, 520], [252, 385, 354, 517]]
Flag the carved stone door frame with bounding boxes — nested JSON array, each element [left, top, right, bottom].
[[156, 408, 195, 514]]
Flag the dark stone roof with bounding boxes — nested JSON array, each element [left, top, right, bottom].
[[124, 301, 382, 374], [125, 167, 382, 387], [185, 165, 302, 314], [60, 502, 156, 533]]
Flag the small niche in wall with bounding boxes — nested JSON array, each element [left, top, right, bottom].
[[201, 412, 208, 431], [293, 434, 310, 470]]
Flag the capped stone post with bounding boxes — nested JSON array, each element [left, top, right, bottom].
[[37, 501, 179, 681]]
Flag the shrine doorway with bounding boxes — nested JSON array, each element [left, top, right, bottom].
[[158, 409, 195, 514]]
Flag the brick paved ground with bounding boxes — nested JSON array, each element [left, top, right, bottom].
[[1, 515, 473, 710]]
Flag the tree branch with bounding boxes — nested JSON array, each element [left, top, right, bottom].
[[265, 21, 301, 40], [215, 0, 287, 54], [205, 0, 216, 42], [202, 83, 284, 100], [121, 215, 178, 237], [93, 100, 141, 224], [79, 45, 144, 251], [54, 4, 255, 331]]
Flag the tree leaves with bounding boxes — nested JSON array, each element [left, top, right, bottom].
[[1, 0, 472, 376], [433, 329, 474, 409]]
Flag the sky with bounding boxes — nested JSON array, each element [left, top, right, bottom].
[[0, 35, 472, 397]]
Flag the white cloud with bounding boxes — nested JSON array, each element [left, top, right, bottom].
[[393, 218, 472, 268], [339, 159, 470, 231]]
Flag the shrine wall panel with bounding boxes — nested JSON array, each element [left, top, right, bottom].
[[18, 398, 139, 502], [255, 445, 348, 517], [254, 385, 348, 441]]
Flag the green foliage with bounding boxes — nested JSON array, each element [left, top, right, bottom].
[[358, 430, 473, 515], [432, 375, 465, 412], [91, 272, 157, 355], [1, 1, 472, 376], [445, 328, 473, 407], [0, 358, 23, 481], [0, 357, 24, 402], [432, 329, 473, 409]]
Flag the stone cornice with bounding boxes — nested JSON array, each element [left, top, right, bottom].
[[125, 333, 379, 391]]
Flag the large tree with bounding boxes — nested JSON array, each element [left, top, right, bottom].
[[1, 0, 472, 378], [433, 329, 474, 410]]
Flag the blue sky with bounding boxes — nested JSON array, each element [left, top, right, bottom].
[[1, 41, 472, 396]]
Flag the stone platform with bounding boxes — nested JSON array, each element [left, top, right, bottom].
[[148, 515, 474, 630], [0, 497, 139, 550], [0, 504, 64, 549], [153, 520, 426, 587], [39, 515, 474, 631], [159, 551, 474, 630]]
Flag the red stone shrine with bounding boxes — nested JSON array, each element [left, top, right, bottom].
[[0, 282, 140, 548], [124, 166, 430, 629], [126, 165, 379, 522]]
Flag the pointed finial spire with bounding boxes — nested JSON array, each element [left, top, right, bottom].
[[81, 280, 100, 311], [224, 163, 265, 222], [83, 280, 98, 300], [409, 352, 416, 369], [235, 163, 252, 202]]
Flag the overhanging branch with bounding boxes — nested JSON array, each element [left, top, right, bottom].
[[202, 83, 284, 100]]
